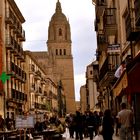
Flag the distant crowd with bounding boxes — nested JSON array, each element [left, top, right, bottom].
[[65, 102, 134, 140]]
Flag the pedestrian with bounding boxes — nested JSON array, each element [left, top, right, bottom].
[[86, 111, 95, 140], [93, 111, 101, 136], [0, 114, 4, 131], [74, 111, 84, 140], [102, 109, 114, 140], [117, 102, 133, 140], [65, 113, 75, 138]]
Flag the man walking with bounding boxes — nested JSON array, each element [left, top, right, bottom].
[[117, 102, 133, 140]]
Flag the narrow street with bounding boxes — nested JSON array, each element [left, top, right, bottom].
[[62, 128, 120, 140]]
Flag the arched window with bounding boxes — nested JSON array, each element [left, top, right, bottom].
[[60, 49, 62, 55], [56, 49, 58, 55], [59, 28, 62, 36], [64, 49, 66, 55]]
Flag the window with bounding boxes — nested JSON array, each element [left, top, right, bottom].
[[59, 28, 62, 36], [56, 49, 58, 55], [60, 49, 62, 55], [64, 49, 66, 55], [90, 70, 93, 75]]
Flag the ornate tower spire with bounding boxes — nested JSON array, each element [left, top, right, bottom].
[[56, 0, 62, 13]]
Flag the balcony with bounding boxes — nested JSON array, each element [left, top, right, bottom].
[[16, 23, 26, 41], [5, 9, 14, 25], [5, 35, 15, 50], [15, 45, 25, 61], [103, 8, 117, 36], [35, 102, 47, 110], [8, 62, 26, 82], [10, 89, 26, 103], [97, 34, 107, 51], [125, 14, 140, 41], [96, 0, 107, 17], [19, 29, 26, 41], [135, 0, 140, 26], [34, 70, 42, 80], [99, 57, 117, 87]]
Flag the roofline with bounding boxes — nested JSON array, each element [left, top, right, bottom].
[[8, 0, 25, 23], [24, 51, 47, 75]]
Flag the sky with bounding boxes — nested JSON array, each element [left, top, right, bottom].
[[14, 0, 97, 101]]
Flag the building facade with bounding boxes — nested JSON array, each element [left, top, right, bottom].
[[93, 0, 140, 138], [86, 61, 99, 111], [0, 0, 69, 122], [93, 0, 121, 111], [80, 61, 99, 113], [0, 0, 26, 119], [31, 1, 76, 113]]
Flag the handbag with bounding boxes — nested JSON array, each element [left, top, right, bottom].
[[93, 135, 104, 140]]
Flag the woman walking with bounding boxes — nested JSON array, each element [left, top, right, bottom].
[[102, 109, 114, 140]]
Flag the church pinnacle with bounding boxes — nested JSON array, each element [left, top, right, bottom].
[[56, 0, 62, 13]]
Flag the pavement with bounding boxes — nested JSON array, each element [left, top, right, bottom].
[[62, 128, 120, 140]]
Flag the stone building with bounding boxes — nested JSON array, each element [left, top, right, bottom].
[[0, 0, 26, 118], [31, 0, 76, 113], [93, 0, 121, 111], [86, 61, 99, 111], [25, 51, 56, 114], [80, 60, 99, 113], [93, 0, 140, 138]]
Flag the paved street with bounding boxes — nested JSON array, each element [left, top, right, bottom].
[[62, 128, 120, 140]]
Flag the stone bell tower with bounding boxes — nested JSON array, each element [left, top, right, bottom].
[[47, 0, 76, 113]]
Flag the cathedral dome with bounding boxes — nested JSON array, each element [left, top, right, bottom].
[[51, 13, 67, 22], [50, 0, 67, 23]]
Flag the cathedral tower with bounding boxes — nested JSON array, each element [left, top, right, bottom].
[[47, 0, 76, 113]]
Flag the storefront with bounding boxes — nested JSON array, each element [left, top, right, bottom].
[[126, 53, 140, 138]]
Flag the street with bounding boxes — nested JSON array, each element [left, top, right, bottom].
[[62, 128, 120, 140]]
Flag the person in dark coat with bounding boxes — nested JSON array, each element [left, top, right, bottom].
[[102, 109, 114, 140], [86, 111, 95, 140], [74, 111, 84, 140]]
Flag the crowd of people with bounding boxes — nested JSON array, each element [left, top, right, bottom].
[[65, 102, 134, 140], [0, 102, 134, 140]]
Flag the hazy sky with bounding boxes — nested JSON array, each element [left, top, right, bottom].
[[14, 0, 97, 101]]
